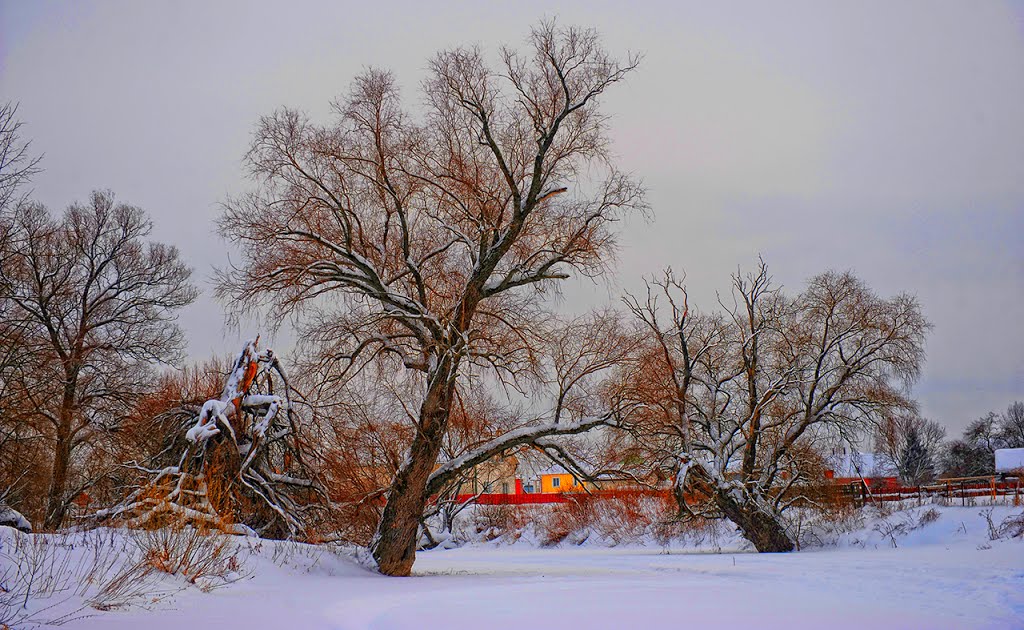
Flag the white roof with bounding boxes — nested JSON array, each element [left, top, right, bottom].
[[995, 448, 1024, 473]]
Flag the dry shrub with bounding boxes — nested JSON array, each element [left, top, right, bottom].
[[0, 528, 184, 627], [595, 495, 646, 543], [591, 494, 673, 544], [472, 505, 535, 541], [538, 496, 599, 546], [129, 526, 248, 591], [534, 494, 677, 546], [320, 500, 381, 547], [982, 509, 1024, 541], [868, 506, 946, 549], [918, 507, 941, 527], [464, 494, 728, 548], [1000, 512, 1024, 538]]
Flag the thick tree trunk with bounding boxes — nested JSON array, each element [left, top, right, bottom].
[[371, 379, 453, 576], [712, 489, 794, 553]]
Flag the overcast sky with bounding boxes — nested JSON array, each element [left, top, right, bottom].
[[2, 0, 1022, 435]]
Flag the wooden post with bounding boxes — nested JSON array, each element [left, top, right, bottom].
[[990, 476, 996, 501]]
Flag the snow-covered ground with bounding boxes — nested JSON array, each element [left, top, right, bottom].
[[4, 504, 1023, 629]]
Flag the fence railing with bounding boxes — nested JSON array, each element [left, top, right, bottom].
[[843, 476, 1023, 507]]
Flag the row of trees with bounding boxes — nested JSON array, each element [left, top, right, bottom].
[[0, 103, 197, 529], [942, 403, 1024, 477], [870, 402, 1024, 485], [0, 23, 952, 574]]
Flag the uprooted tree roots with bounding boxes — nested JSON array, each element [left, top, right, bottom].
[[96, 338, 323, 538]]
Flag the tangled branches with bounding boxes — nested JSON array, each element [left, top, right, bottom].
[[96, 338, 323, 538]]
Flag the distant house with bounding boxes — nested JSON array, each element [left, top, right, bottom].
[[456, 456, 520, 495]]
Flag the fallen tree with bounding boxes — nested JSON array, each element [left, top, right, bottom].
[[96, 338, 322, 538]]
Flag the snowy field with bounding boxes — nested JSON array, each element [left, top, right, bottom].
[[4, 504, 1023, 629]]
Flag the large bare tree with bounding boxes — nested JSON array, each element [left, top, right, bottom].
[[219, 22, 644, 575], [625, 262, 930, 551], [1, 191, 197, 529]]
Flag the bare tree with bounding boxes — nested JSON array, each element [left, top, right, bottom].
[[999, 401, 1024, 449], [625, 262, 929, 552], [0, 102, 44, 521], [302, 309, 641, 549], [0, 102, 42, 214], [218, 22, 643, 574], [0, 191, 197, 529]]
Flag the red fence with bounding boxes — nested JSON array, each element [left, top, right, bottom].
[[454, 478, 1022, 508], [456, 493, 569, 505], [455, 489, 673, 506]]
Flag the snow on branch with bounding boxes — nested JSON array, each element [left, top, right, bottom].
[[425, 409, 626, 496]]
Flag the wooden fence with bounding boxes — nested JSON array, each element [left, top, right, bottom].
[[843, 475, 1023, 507]]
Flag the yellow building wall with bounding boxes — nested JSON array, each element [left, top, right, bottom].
[[540, 473, 589, 493]]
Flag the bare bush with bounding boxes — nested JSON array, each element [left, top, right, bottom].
[[982, 508, 1024, 541], [918, 507, 941, 527], [868, 506, 943, 549], [0, 528, 186, 627], [472, 505, 531, 542], [530, 495, 680, 547], [128, 526, 249, 591]]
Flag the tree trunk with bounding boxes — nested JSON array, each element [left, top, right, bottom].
[[43, 383, 76, 531], [371, 379, 453, 576], [712, 489, 794, 553], [43, 428, 71, 530]]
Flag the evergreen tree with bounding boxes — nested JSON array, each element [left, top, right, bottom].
[[899, 427, 935, 485]]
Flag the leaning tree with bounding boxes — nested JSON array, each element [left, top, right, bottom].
[[625, 262, 930, 552], [218, 22, 644, 574]]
